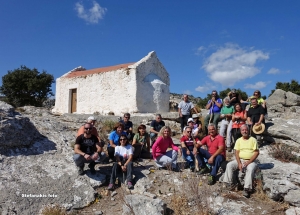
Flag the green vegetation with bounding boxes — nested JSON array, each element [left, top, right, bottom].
[[0, 65, 54, 107], [269, 79, 300, 97]]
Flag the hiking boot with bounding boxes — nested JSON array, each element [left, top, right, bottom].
[[78, 166, 84, 176], [88, 162, 96, 174], [243, 188, 251, 198], [107, 183, 114, 191], [207, 175, 215, 185], [172, 166, 181, 172], [197, 166, 210, 175], [127, 181, 134, 189]]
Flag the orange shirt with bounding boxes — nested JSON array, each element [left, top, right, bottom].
[[232, 111, 246, 129]]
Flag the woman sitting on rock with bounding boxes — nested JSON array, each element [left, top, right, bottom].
[[108, 122, 127, 160], [108, 134, 134, 190], [232, 103, 247, 146], [132, 124, 152, 160], [152, 126, 181, 171]]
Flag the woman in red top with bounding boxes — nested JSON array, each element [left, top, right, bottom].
[[152, 126, 181, 171], [232, 103, 247, 145]]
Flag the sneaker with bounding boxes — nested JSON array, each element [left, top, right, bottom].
[[78, 166, 84, 175], [243, 188, 250, 198], [88, 162, 96, 174], [107, 183, 114, 191], [197, 166, 210, 175], [207, 175, 215, 185], [127, 181, 133, 189]]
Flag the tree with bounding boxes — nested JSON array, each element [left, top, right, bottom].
[[269, 79, 300, 96], [0, 66, 54, 107], [197, 88, 249, 108]]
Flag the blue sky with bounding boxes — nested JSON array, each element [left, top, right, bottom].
[[0, 0, 299, 98]]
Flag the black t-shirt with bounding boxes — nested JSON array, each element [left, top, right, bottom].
[[247, 105, 265, 124], [75, 134, 99, 155], [120, 120, 133, 133], [229, 93, 240, 105], [150, 120, 165, 132]]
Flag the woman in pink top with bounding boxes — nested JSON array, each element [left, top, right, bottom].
[[232, 103, 247, 145], [152, 126, 181, 171]]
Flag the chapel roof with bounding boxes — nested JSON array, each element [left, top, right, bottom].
[[64, 62, 135, 78]]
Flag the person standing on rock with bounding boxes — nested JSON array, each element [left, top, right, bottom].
[[193, 123, 226, 185], [150, 114, 165, 144], [178, 94, 199, 132], [152, 126, 181, 171], [73, 123, 107, 175], [204, 91, 222, 135], [221, 124, 259, 198], [77, 116, 100, 142]]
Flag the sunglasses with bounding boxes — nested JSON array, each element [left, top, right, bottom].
[[84, 127, 92, 130], [186, 131, 192, 133], [120, 138, 127, 141]]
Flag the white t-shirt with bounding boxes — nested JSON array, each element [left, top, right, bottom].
[[114, 145, 133, 158], [178, 101, 194, 115]]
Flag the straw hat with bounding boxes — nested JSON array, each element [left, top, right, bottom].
[[252, 123, 265, 134]]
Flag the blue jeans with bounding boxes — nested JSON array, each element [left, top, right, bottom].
[[182, 148, 196, 167], [197, 148, 224, 177]]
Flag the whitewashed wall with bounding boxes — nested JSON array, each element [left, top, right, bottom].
[[135, 51, 170, 113], [53, 51, 169, 115]]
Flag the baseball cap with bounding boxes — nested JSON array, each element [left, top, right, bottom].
[[187, 118, 194, 123], [87, 116, 95, 121]]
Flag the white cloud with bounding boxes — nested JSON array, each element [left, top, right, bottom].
[[202, 43, 269, 86], [75, 1, 107, 24], [244, 81, 268, 89], [267, 68, 280, 74], [195, 46, 207, 55], [195, 82, 217, 93]]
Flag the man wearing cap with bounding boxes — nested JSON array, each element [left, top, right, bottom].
[[247, 97, 265, 145], [204, 91, 222, 135], [73, 123, 107, 175], [221, 124, 259, 198], [178, 94, 199, 132]]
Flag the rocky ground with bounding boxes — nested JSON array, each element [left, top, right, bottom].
[[1, 89, 300, 215]]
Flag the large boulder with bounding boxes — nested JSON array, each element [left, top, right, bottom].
[[0, 103, 40, 149], [0, 101, 14, 117], [266, 89, 286, 106], [286, 91, 300, 106], [267, 118, 300, 144]]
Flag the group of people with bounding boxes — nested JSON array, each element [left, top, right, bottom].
[[73, 89, 266, 198]]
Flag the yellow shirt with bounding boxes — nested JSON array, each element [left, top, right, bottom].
[[234, 137, 258, 160]]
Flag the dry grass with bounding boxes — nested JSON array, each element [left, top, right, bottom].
[[101, 120, 115, 133], [41, 204, 66, 215], [268, 143, 300, 164]]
